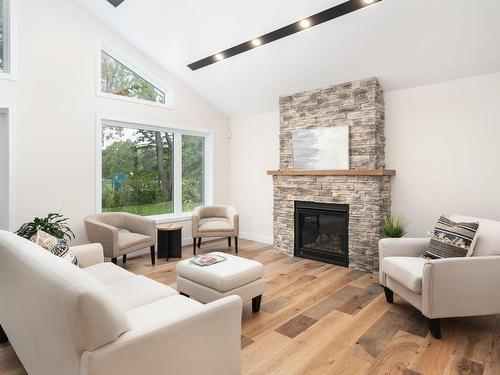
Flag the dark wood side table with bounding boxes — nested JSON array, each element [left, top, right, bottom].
[[157, 224, 183, 261]]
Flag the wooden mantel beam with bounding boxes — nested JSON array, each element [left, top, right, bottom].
[[266, 169, 396, 177]]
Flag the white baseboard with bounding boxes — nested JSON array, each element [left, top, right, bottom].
[[239, 231, 273, 244]]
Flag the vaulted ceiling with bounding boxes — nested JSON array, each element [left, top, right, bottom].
[[78, 0, 500, 117]]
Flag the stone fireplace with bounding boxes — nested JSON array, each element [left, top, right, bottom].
[[268, 77, 393, 272]]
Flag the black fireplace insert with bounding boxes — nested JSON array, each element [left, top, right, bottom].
[[294, 201, 349, 267]]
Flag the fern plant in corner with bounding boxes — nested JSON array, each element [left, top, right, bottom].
[[383, 213, 409, 238], [16, 213, 75, 241]]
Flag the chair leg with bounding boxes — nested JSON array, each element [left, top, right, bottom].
[[228, 237, 231, 247], [0, 324, 8, 343], [193, 238, 197, 255], [111, 257, 117, 265], [235, 237, 239, 254], [428, 318, 442, 339], [197, 237, 201, 248], [383, 286, 394, 303], [252, 295, 262, 313], [150, 246, 155, 266], [123, 254, 127, 264]]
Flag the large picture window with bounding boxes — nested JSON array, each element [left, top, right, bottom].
[[100, 121, 210, 218]]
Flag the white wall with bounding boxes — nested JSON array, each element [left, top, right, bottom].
[[0, 0, 230, 243], [386, 71, 500, 236], [0, 112, 8, 230], [229, 72, 500, 240], [229, 111, 279, 244]]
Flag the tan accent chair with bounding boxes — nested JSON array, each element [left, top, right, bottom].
[[0, 230, 242, 375], [379, 214, 500, 339], [85, 212, 156, 265], [192, 205, 239, 255]]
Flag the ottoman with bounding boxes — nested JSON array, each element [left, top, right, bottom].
[[176, 252, 264, 312]]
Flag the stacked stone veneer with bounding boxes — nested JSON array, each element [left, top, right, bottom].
[[273, 77, 391, 272]]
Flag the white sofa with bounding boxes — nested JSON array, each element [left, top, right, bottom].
[[0, 230, 242, 375], [379, 214, 500, 339]]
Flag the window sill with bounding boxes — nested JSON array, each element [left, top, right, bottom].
[[97, 91, 175, 110], [0, 72, 17, 81], [150, 213, 193, 224]]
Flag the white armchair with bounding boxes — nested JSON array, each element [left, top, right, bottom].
[[85, 212, 156, 265], [379, 214, 500, 339], [192, 205, 239, 255]]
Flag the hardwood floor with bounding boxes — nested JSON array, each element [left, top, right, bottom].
[[1, 238, 499, 375]]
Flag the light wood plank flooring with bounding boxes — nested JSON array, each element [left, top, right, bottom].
[[1, 238, 499, 375]]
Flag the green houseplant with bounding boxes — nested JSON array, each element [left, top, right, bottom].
[[16, 213, 75, 241], [383, 213, 409, 238]]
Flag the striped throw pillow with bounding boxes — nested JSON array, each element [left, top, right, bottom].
[[425, 216, 479, 259], [31, 230, 79, 266]]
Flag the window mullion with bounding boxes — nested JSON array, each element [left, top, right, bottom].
[[173, 132, 182, 215]]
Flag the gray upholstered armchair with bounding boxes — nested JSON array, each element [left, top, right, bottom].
[[85, 212, 157, 265], [192, 205, 239, 255], [379, 214, 500, 339]]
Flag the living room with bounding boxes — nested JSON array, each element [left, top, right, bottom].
[[0, 0, 499, 374]]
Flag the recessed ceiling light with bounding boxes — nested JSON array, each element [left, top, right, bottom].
[[188, 0, 384, 70], [251, 38, 262, 47], [299, 19, 311, 29]]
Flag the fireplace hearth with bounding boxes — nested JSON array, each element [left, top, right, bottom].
[[294, 201, 349, 267]]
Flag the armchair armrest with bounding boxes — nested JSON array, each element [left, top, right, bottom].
[[421, 256, 500, 318], [82, 296, 242, 375], [192, 207, 201, 236], [225, 206, 239, 235], [84, 218, 119, 258], [379, 238, 429, 261], [124, 213, 156, 240], [70, 243, 104, 268], [379, 238, 429, 285]]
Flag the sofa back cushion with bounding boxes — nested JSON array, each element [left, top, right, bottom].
[[449, 215, 500, 256], [0, 231, 130, 375]]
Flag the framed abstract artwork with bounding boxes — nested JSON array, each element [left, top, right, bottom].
[[292, 126, 349, 169]]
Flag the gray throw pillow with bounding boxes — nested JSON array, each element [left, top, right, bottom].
[[425, 216, 479, 259]]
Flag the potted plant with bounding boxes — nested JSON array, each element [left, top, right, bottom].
[[383, 213, 409, 238], [16, 213, 75, 241]]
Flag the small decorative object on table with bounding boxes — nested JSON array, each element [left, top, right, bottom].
[[157, 224, 183, 261], [190, 253, 226, 267]]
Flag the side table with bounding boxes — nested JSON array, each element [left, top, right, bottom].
[[157, 224, 183, 261]]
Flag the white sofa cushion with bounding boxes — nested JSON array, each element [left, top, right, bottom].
[[449, 214, 500, 256], [86, 262, 177, 309], [127, 295, 203, 329], [106, 275, 178, 310], [85, 262, 133, 284], [176, 252, 263, 292], [382, 256, 428, 294]]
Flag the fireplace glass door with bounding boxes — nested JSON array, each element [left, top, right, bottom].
[[295, 201, 348, 266]]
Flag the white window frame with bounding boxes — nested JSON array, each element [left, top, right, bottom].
[[0, 0, 17, 80], [96, 39, 174, 109], [95, 114, 213, 223], [0, 103, 16, 231]]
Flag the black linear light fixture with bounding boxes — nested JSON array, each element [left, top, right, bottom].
[[107, 0, 126, 7], [188, 0, 383, 71]]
